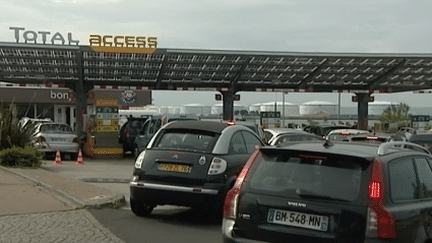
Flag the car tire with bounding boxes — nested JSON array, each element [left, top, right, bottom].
[[130, 198, 154, 217]]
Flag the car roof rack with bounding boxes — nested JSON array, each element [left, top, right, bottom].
[[377, 142, 431, 156], [323, 139, 333, 148]]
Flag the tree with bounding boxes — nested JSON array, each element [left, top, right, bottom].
[[378, 102, 412, 128]]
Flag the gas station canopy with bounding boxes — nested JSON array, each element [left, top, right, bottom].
[[2, 42, 432, 133], [1, 42, 432, 93]]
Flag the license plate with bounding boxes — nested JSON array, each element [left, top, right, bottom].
[[158, 163, 192, 173], [51, 138, 66, 142], [267, 209, 329, 231]]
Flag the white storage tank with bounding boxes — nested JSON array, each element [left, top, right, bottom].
[[368, 101, 399, 116], [180, 104, 211, 116], [211, 104, 246, 115], [300, 101, 337, 116], [249, 103, 263, 115], [259, 102, 299, 116], [159, 106, 180, 114]]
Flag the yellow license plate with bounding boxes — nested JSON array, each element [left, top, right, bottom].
[[97, 126, 117, 132], [158, 163, 191, 173]]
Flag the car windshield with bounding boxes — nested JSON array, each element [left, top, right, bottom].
[[327, 134, 352, 141], [154, 130, 217, 152], [246, 150, 367, 202], [40, 124, 73, 133]]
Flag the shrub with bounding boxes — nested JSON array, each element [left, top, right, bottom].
[[0, 107, 34, 150], [0, 146, 44, 168]]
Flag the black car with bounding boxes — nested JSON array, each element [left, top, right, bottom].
[[118, 117, 149, 154], [130, 120, 265, 216], [222, 140, 432, 242], [303, 124, 351, 138]]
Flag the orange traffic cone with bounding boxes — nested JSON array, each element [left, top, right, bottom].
[[53, 149, 62, 165], [75, 149, 84, 166]]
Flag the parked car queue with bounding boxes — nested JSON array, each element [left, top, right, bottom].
[[130, 122, 432, 242]]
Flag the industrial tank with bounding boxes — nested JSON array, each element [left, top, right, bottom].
[[249, 103, 263, 115], [259, 102, 300, 116], [299, 101, 337, 116], [179, 104, 211, 116], [211, 104, 246, 115]]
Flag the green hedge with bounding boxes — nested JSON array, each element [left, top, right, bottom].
[[0, 146, 44, 168]]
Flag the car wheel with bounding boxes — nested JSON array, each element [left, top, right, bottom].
[[130, 198, 154, 216]]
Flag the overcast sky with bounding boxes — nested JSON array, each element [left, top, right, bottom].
[[2, 0, 432, 107]]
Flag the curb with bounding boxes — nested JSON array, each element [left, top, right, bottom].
[[0, 166, 126, 210]]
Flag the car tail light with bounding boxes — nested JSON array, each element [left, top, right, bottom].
[[125, 131, 130, 139], [38, 136, 46, 143], [135, 150, 146, 169], [366, 160, 397, 240], [208, 157, 227, 175], [339, 132, 351, 136], [72, 137, 79, 143], [223, 150, 259, 219]]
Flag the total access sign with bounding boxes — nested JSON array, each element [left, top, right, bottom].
[[8, 27, 157, 54], [89, 34, 157, 54]]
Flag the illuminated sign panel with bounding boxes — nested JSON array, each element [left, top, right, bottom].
[[95, 98, 118, 107], [89, 34, 157, 54]]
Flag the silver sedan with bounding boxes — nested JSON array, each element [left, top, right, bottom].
[[31, 123, 79, 159]]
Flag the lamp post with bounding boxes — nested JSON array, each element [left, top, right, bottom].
[[282, 92, 287, 128], [338, 92, 341, 123]]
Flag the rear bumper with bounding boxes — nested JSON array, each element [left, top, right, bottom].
[[222, 218, 385, 243], [35, 142, 79, 153], [130, 181, 223, 207]]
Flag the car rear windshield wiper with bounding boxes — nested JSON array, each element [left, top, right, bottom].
[[296, 189, 350, 202]]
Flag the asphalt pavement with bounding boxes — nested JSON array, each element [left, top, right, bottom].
[[0, 156, 127, 243]]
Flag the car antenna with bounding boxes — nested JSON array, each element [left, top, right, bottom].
[[323, 139, 333, 148]]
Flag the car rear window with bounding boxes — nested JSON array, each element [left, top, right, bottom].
[[245, 150, 369, 202], [274, 134, 323, 145], [327, 134, 351, 141], [40, 124, 73, 133], [350, 136, 388, 143], [154, 130, 218, 152], [129, 120, 146, 128]]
